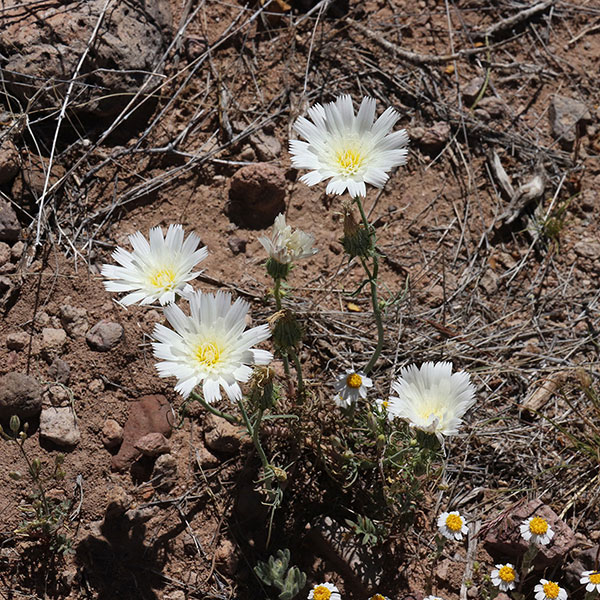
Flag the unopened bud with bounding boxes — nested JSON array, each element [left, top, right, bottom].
[[9, 415, 20, 434], [376, 434, 386, 451], [341, 209, 373, 258], [269, 309, 303, 351], [266, 257, 291, 280]]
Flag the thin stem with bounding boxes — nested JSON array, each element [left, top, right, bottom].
[[17, 439, 50, 515], [353, 196, 384, 374], [189, 391, 240, 425], [289, 348, 305, 400], [273, 277, 291, 377], [237, 398, 269, 470]]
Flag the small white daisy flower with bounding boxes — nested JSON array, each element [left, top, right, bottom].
[[520, 516, 555, 546], [290, 94, 409, 197], [437, 511, 468, 541], [258, 213, 317, 265], [534, 579, 567, 600], [308, 582, 341, 600], [491, 563, 518, 592], [102, 224, 208, 306], [152, 290, 273, 402], [368, 595, 391, 600], [423, 596, 445, 600], [387, 361, 476, 441], [580, 571, 600, 593], [333, 369, 373, 408]]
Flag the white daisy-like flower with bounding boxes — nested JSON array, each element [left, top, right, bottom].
[[423, 596, 445, 600], [520, 516, 555, 546], [491, 563, 519, 592], [534, 579, 567, 600], [369, 594, 391, 600], [333, 369, 373, 408], [386, 361, 476, 441], [102, 225, 208, 306], [258, 213, 317, 265], [289, 94, 409, 197], [580, 571, 600, 593], [152, 290, 273, 402], [437, 511, 468, 541], [308, 582, 341, 600]]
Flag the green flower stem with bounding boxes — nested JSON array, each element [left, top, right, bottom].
[[289, 348, 305, 400], [273, 277, 291, 377], [237, 398, 270, 471], [517, 543, 539, 594], [16, 437, 50, 516], [353, 196, 384, 374], [189, 391, 240, 425]]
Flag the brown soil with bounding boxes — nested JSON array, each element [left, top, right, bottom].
[[1, 1, 599, 599]]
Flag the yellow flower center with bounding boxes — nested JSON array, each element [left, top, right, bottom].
[[529, 517, 548, 535], [370, 595, 386, 600], [195, 342, 222, 368], [382, 401, 388, 408], [498, 565, 515, 583], [445, 513, 463, 532], [313, 586, 332, 600], [346, 373, 363, 389], [590, 573, 600, 585], [336, 147, 364, 175], [542, 581, 560, 599], [150, 267, 176, 289]]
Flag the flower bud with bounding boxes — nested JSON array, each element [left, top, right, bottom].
[[341, 209, 373, 258], [269, 309, 303, 351], [266, 257, 292, 280], [9, 415, 20, 434]]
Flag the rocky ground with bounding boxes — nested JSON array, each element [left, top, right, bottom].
[[0, 0, 599, 599]]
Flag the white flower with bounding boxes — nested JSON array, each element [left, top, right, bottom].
[[152, 290, 272, 402], [580, 571, 600, 593], [491, 563, 518, 591], [423, 596, 445, 600], [520, 516, 555, 546], [534, 579, 567, 600], [289, 94, 409, 197], [308, 582, 341, 600], [102, 225, 208, 306], [333, 369, 373, 407], [437, 511, 468, 541], [387, 361, 476, 441], [258, 213, 317, 264], [368, 595, 390, 600]]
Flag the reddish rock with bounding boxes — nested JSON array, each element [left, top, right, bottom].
[[86, 320, 123, 351], [0, 139, 19, 184], [101, 418, 124, 449], [483, 499, 576, 568], [226, 163, 286, 229], [111, 395, 172, 471], [134, 432, 170, 457]]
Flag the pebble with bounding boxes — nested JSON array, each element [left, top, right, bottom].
[[152, 453, 178, 491], [227, 236, 247, 255], [48, 358, 70, 384], [39, 406, 81, 447], [10, 241, 24, 262], [41, 327, 67, 362], [0, 242, 11, 267], [60, 304, 89, 338], [134, 432, 171, 457], [0, 372, 43, 419], [573, 240, 600, 260], [86, 320, 123, 351], [101, 418, 124, 449], [6, 331, 30, 351], [250, 132, 282, 161], [0, 139, 20, 184], [549, 94, 592, 148], [0, 201, 21, 243], [88, 378, 105, 394]]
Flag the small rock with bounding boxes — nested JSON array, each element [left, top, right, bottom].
[[39, 406, 81, 447], [0, 201, 20, 243], [88, 378, 105, 394], [33, 311, 50, 329], [152, 453, 178, 491], [48, 358, 70, 384], [204, 413, 248, 454], [134, 432, 170, 457], [105, 485, 132, 516], [483, 498, 576, 568], [239, 145, 256, 161], [580, 190, 597, 212], [478, 96, 505, 117], [86, 320, 123, 351], [60, 304, 89, 338], [549, 95, 592, 148], [227, 236, 247, 255], [250, 132, 282, 161], [462, 76, 485, 104], [214, 538, 238, 575], [10, 240, 24, 262], [418, 122, 451, 152], [112, 394, 172, 471], [41, 327, 67, 362], [226, 163, 286, 229], [0, 372, 43, 419], [0, 242, 11, 267], [196, 444, 219, 468], [101, 418, 124, 449], [6, 331, 30, 351], [0, 139, 20, 184], [573, 240, 600, 260], [47, 384, 70, 405]]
